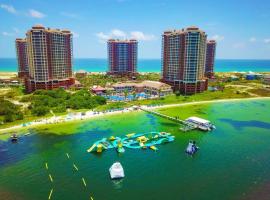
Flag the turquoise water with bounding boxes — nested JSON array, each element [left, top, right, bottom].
[[1, 58, 270, 72], [0, 99, 270, 199]]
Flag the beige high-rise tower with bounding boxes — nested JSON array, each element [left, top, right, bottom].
[[22, 25, 74, 92], [161, 26, 208, 94]]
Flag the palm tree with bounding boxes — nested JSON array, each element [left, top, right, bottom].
[[124, 89, 128, 100]]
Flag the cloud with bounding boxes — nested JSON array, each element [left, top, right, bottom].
[[210, 34, 224, 41], [96, 32, 110, 41], [60, 12, 80, 19], [233, 42, 246, 49], [0, 4, 17, 14], [2, 28, 20, 37], [96, 29, 156, 43], [111, 29, 127, 38], [264, 38, 270, 44], [72, 32, 79, 38], [249, 37, 256, 42], [28, 9, 45, 18], [2, 32, 14, 36], [13, 27, 20, 34], [130, 31, 156, 41]]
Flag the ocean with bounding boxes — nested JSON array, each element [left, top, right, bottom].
[[0, 58, 270, 72]]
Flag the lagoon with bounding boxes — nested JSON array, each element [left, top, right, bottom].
[[1, 99, 270, 200]]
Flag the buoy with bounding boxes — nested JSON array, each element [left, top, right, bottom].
[[48, 188, 53, 200], [49, 174, 53, 182], [45, 163, 48, 170], [82, 177, 87, 187], [66, 153, 70, 159], [73, 163, 79, 171]]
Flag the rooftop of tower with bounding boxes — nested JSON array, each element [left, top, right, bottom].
[[107, 39, 137, 43], [163, 26, 206, 35]]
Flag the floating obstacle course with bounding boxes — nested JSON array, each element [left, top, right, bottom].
[[87, 132, 175, 153]]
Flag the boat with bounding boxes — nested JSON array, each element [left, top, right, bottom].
[[10, 134, 18, 142], [185, 140, 199, 155], [24, 132, 31, 136], [109, 162, 125, 179], [185, 116, 215, 131]]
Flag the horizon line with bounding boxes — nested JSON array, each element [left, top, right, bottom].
[[1, 57, 270, 60]]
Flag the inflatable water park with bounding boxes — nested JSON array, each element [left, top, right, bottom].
[[87, 132, 175, 153]]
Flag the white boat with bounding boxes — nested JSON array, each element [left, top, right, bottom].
[[186, 116, 215, 131], [109, 162, 125, 179]]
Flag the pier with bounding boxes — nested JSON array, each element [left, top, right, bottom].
[[139, 107, 197, 132]]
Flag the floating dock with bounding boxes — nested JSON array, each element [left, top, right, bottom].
[[87, 132, 174, 154], [139, 107, 214, 132]]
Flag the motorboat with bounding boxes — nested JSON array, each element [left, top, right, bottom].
[[10, 134, 18, 142], [109, 162, 125, 179], [185, 140, 199, 155]]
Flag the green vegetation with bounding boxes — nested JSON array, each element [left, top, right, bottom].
[[95, 102, 128, 111], [131, 87, 251, 106], [77, 73, 160, 88], [28, 88, 106, 116], [0, 98, 24, 123]]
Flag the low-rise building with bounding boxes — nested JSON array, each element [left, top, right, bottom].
[[75, 70, 88, 78], [112, 81, 173, 96], [263, 75, 270, 85]]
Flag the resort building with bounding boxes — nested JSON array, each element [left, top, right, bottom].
[[15, 38, 29, 79], [24, 25, 74, 93], [161, 26, 208, 95], [263, 75, 270, 85], [205, 40, 216, 78], [111, 81, 173, 96], [107, 39, 138, 75]]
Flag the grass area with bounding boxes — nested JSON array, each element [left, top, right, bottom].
[[131, 87, 251, 106], [156, 104, 209, 120], [94, 102, 128, 111], [247, 88, 270, 96]]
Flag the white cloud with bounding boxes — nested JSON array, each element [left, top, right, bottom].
[[233, 42, 246, 49], [0, 4, 17, 14], [2, 28, 20, 37], [2, 32, 14, 36], [28, 9, 45, 18], [13, 27, 19, 34], [264, 38, 270, 44], [249, 37, 256, 42], [210, 34, 224, 41], [130, 31, 156, 41], [96, 32, 110, 42], [72, 32, 79, 38], [96, 29, 156, 42], [111, 29, 127, 38]]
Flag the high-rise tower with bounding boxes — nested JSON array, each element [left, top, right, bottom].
[[205, 40, 216, 78], [23, 25, 74, 92], [107, 39, 138, 75], [15, 38, 29, 79], [162, 26, 208, 94]]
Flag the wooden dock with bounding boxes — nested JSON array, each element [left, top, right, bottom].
[[139, 107, 197, 132]]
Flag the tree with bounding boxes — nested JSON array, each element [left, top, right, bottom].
[[124, 89, 128, 100], [31, 106, 49, 116]]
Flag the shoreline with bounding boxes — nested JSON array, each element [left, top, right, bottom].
[[1, 96, 270, 136]]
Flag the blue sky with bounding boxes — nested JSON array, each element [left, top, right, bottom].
[[0, 0, 270, 59]]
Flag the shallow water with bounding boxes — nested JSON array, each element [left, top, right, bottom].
[[0, 99, 270, 200]]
